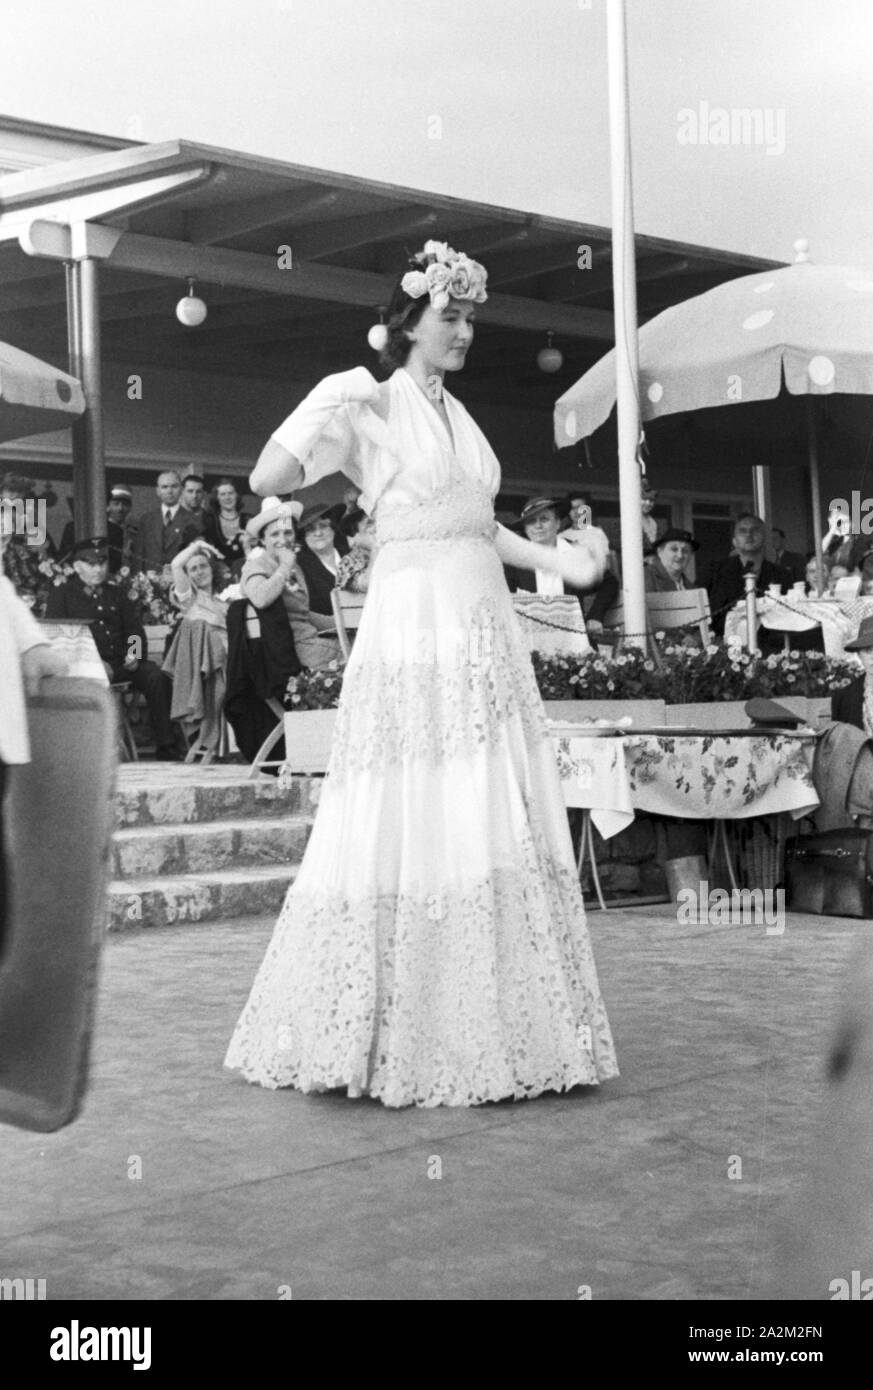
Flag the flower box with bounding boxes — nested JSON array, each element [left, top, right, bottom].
[[663, 701, 752, 729], [282, 710, 337, 774], [544, 699, 666, 726]]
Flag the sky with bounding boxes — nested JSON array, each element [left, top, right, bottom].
[[2, 0, 873, 267]]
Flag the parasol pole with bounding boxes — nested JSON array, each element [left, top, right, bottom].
[[606, 0, 646, 650], [806, 399, 825, 593]]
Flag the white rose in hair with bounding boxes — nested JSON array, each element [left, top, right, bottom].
[[401, 270, 428, 299]]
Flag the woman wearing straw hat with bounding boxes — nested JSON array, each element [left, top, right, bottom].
[[225, 239, 618, 1107], [240, 499, 341, 672]]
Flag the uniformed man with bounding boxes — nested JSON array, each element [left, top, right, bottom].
[[44, 536, 180, 759], [59, 485, 138, 574]]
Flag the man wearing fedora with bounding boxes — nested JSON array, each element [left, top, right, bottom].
[[504, 496, 618, 642], [645, 528, 699, 592], [45, 536, 179, 759], [294, 502, 350, 616]]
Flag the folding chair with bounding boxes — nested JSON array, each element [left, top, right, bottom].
[[110, 681, 139, 761], [330, 587, 367, 662], [646, 587, 713, 650]]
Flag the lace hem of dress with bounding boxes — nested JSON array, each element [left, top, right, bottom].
[[329, 595, 547, 774], [224, 860, 619, 1109]]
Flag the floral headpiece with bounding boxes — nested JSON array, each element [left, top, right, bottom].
[[400, 240, 488, 311]]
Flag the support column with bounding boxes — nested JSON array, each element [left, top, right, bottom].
[[77, 255, 107, 537], [752, 465, 773, 528], [64, 260, 89, 539]]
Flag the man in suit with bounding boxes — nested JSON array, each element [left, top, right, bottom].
[[771, 527, 806, 586], [131, 471, 200, 573], [708, 513, 788, 640], [180, 474, 208, 536], [503, 496, 618, 645], [294, 502, 349, 616], [45, 536, 179, 759]]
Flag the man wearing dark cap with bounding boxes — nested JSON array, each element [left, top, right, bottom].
[[45, 538, 179, 759], [504, 497, 619, 643], [294, 502, 349, 616], [60, 486, 138, 574]]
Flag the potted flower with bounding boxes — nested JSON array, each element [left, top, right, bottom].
[[282, 662, 344, 773]]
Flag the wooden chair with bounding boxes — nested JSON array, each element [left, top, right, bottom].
[[593, 598, 625, 654], [330, 587, 367, 662], [109, 682, 139, 761], [645, 587, 713, 649]]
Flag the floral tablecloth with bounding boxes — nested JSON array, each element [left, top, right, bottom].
[[724, 594, 873, 660], [551, 728, 819, 838]]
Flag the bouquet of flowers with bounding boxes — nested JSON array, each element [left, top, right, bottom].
[[124, 568, 178, 625], [285, 661, 344, 710]]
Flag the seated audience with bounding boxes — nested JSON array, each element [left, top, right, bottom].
[[708, 513, 787, 639], [505, 496, 617, 645], [295, 503, 350, 616], [44, 536, 179, 759], [645, 528, 699, 591], [241, 499, 342, 670], [201, 477, 252, 577]]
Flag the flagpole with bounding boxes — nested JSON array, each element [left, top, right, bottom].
[[606, 0, 646, 649]]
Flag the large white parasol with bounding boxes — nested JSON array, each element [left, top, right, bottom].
[[554, 245, 873, 585]]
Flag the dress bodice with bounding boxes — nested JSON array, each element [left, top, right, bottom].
[[294, 366, 501, 526]]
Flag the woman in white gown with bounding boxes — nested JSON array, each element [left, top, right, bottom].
[[225, 241, 618, 1107]]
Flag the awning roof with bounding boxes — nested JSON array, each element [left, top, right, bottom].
[[0, 135, 784, 412]]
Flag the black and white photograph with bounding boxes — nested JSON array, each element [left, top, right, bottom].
[[1, 0, 872, 1347]]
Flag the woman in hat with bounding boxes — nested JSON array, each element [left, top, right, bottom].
[[226, 239, 618, 1107], [644, 528, 699, 592], [240, 499, 341, 671], [294, 502, 349, 615], [833, 617, 873, 732]]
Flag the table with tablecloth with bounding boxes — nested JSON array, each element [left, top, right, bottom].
[[723, 593, 873, 660], [549, 724, 820, 905]]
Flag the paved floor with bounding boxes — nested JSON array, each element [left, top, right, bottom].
[[0, 904, 867, 1301]]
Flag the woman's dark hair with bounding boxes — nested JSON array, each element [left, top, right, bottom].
[[184, 545, 228, 590], [211, 477, 240, 511], [378, 270, 430, 373]]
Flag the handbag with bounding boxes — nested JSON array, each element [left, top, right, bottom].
[[786, 826, 873, 918]]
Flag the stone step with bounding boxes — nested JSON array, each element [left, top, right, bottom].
[[115, 765, 322, 829], [111, 815, 312, 880], [107, 864, 296, 931]]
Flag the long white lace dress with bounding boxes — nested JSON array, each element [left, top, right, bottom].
[[225, 367, 618, 1107]]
